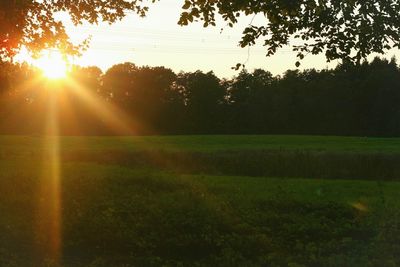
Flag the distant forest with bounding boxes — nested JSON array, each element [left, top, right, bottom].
[[0, 57, 399, 136]]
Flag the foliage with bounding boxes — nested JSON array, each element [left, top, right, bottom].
[[0, 0, 153, 61], [176, 71, 226, 132], [178, 0, 400, 66], [1, 0, 399, 65], [1, 58, 400, 136]]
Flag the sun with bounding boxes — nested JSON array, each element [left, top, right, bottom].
[[35, 50, 69, 79]]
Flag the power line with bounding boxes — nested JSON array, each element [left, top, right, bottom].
[[85, 42, 296, 54]]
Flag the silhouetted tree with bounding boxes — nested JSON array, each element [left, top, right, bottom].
[[2, 0, 399, 66], [125, 66, 177, 133], [0, 0, 150, 61], [70, 66, 102, 92], [177, 71, 226, 133], [227, 69, 276, 133], [179, 0, 400, 66], [102, 62, 138, 103], [1, 59, 400, 136]]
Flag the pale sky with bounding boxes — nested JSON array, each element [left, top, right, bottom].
[[23, 1, 400, 78]]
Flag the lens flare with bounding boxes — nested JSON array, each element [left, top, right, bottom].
[[36, 50, 68, 79]]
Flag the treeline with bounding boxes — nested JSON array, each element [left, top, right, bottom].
[[0, 57, 399, 136]]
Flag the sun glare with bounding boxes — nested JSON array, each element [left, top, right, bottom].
[[35, 50, 69, 79]]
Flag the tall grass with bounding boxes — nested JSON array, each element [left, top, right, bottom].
[[62, 149, 400, 180]]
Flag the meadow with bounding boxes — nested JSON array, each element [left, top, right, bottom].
[[1, 135, 400, 266]]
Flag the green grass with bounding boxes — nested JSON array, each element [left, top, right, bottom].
[[1, 135, 400, 266], [1, 135, 400, 154]]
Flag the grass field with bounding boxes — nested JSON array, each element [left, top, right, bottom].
[[1, 135, 400, 266], [1, 135, 400, 154]]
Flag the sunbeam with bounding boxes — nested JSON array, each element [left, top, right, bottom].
[[64, 78, 172, 156], [33, 76, 174, 265], [37, 83, 62, 264], [65, 78, 138, 135]]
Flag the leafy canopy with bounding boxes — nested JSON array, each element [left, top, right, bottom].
[[178, 0, 400, 66], [1, 0, 399, 65], [0, 0, 153, 61]]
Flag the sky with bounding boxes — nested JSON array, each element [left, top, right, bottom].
[[20, 1, 400, 78]]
